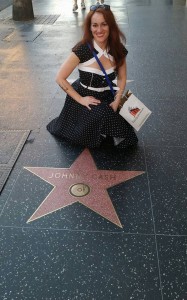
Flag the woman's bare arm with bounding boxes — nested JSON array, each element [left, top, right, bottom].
[[56, 52, 100, 110], [110, 59, 127, 112]]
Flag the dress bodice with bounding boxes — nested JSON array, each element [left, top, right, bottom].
[[72, 40, 127, 89]]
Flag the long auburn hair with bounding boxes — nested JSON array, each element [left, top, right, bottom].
[[73, 8, 126, 72]]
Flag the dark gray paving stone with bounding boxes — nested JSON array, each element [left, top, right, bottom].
[[0, 94, 60, 131], [140, 97, 187, 147], [135, 76, 187, 99], [157, 235, 187, 300], [0, 76, 57, 99], [127, 0, 154, 6], [0, 227, 162, 300], [0, 0, 11, 11], [0, 130, 30, 193], [145, 146, 187, 235], [0, 166, 11, 192], [0, 27, 14, 40], [4, 31, 43, 42], [129, 50, 187, 80]]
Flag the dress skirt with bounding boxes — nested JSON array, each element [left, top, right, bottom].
[[47, 80, 138, 148]]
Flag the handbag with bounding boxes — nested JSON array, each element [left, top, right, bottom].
[[87, 43, 152, 131]]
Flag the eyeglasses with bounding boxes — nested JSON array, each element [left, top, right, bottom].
[[90, 4, 110, 11]]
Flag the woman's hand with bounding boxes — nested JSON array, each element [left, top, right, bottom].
[[79, 96, 101, 110], [109, 101, 119, 112]]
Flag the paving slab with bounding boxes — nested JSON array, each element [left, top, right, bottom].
[[0, 130, 30, 193]]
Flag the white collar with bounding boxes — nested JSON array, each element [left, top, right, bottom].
[[93, 40, 113, 61]]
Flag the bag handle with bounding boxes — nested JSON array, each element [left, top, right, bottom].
[[87, 43, 115, 96]]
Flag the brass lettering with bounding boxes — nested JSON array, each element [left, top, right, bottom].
[[55, 173, 61, 178], [61, 173, 68, 179], [69, 173, 75, 179]]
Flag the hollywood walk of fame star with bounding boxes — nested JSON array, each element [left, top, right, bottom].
[[25, 149, 144, 228]]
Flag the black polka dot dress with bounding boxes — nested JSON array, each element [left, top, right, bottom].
[[47, 41, 138, 148]]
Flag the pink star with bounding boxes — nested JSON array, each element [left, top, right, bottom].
[[25, 149, 144, 227]]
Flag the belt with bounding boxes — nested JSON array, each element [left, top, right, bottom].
[[80, 82, 119, 92]]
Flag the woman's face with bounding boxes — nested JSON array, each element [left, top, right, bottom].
[[90, 12, 110, 48]]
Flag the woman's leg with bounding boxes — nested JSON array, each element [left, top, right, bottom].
[[72, 0, 78, 12], [81, 0, 86, 10]]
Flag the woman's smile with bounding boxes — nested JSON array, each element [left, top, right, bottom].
[[90, 12, 109, 49]]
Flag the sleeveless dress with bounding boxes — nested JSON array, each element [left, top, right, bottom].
[[47, 41, 138, 149]]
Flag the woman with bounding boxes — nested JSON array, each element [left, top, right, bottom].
[[47, 4, 138, 149]]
